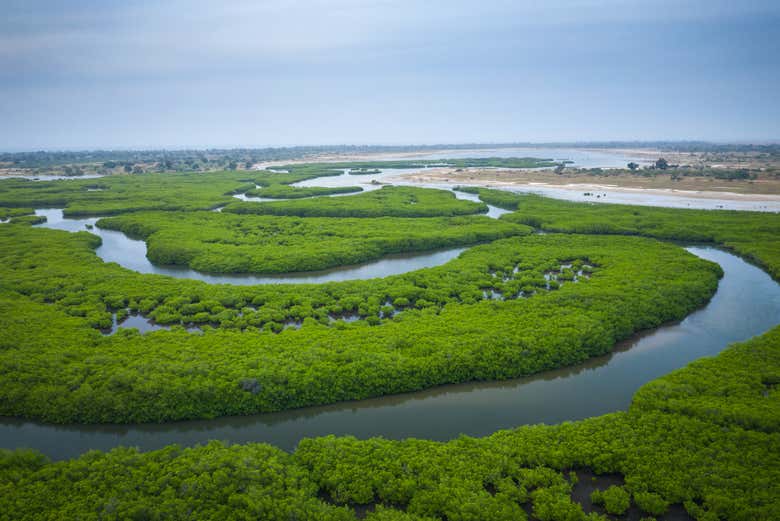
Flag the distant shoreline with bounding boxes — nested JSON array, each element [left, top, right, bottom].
[[394, 170, 780, 212]]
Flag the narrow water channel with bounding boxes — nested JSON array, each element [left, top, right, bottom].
[[2, 247, 778, 460], [33, 209, 467, 285], [288, 169, 511, 217]]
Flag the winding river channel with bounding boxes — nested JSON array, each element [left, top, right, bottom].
[[2, 174, 779, 460], [1, 245, 779, 460], [32, 209, 469, 285]]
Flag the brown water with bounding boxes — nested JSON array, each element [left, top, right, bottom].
[[1, 247, 778, 460]]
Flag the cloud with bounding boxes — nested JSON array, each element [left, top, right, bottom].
[[1, 1, 778, 148]]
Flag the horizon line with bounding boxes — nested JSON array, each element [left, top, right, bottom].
[[3, 140, 780, 155]]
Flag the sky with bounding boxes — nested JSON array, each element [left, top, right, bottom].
[[1, 0, 779, 150]]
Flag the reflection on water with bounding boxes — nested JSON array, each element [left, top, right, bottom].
[[102, 313, 202, 335], [2, 247, 779, 460], [33, 209, 467, 285]]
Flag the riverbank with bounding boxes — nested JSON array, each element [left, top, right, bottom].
[[396, 169, 780, 211], [3, 323, 778, 520], [255, 145, 650, 170], [1, 247, 776, 460], [398, 167, 780, 195], [2, 174, 779, 520]]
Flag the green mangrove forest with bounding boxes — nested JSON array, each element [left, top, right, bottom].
[[244, 185, 363, 199], [96, 211, 527, 274], [0, 164, 778, 520], [2, 326, 777, 520], [223, 186, 488, 218], [0, 169, 348, 216]]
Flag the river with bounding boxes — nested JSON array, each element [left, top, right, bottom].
[[2, 247, 778, 460], [396, 146, 649, 168], [288, 166, 780, 213], [33, 209, 468, 285]]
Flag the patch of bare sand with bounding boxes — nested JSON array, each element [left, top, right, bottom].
[[395, 168, 780, 203]]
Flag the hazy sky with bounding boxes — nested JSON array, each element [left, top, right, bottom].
[[2, 0, 779, 150]]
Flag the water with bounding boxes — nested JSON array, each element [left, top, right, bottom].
[[33, 209, 468, 285], [102, 313, 202, 335], [232, 192, 275, 202], [502, 185, 780, 212], [290, 168, 424, 192], [399, 146, 649, 169], [451, 188, 511, 218], [291, 173, 510, 218], [234, 180, 368, 202], [280, 153, 777, 213], [2, 174, 105, 181], [282, 163, 780, 213], [15, 155, 774, 212], [2, 247, 778, 460]]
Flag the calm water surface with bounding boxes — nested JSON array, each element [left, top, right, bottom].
[[8, 181, 779, 459], [292, 172, 510, 217], [500, 185, 780, 212], [33, 209, 467, 285], [2, 247, 778, 460], [402, 146, 649, 168]]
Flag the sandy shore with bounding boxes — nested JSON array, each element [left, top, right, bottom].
[[254, 145, 780, 172], [391, 169, 780, 212], [255, 146, 633, 169], [397, 167, 780, 199], [409, 177, 780, 202], [254, 149, 450, 169]]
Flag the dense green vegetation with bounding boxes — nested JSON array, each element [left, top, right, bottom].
[[632, 326, 780, 432], [0, 145, 566, 176], [2, 326, 777, 520], [97, 211, 528, 273], [0, 442, 352, 521], [1, 220, 542, 332], [457, 189, 780, 280], [348, 168, 382, 174], [245, 166, 363, 199], [0, 146, 369, 176], [0, 207, 34, 221], [269, 158, 560, 171], [0, 222, 719, 422], [0, 170, 345, 217], [245, 184, 363, 199], [223, 186, 489, 217], [8, 214, 46, 225], [1, 170, 779, 519], [568, 166, 765, 181], [455, 186, 528, 210], [5, 143, 778, 178], [473, 185, 780, 280]]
